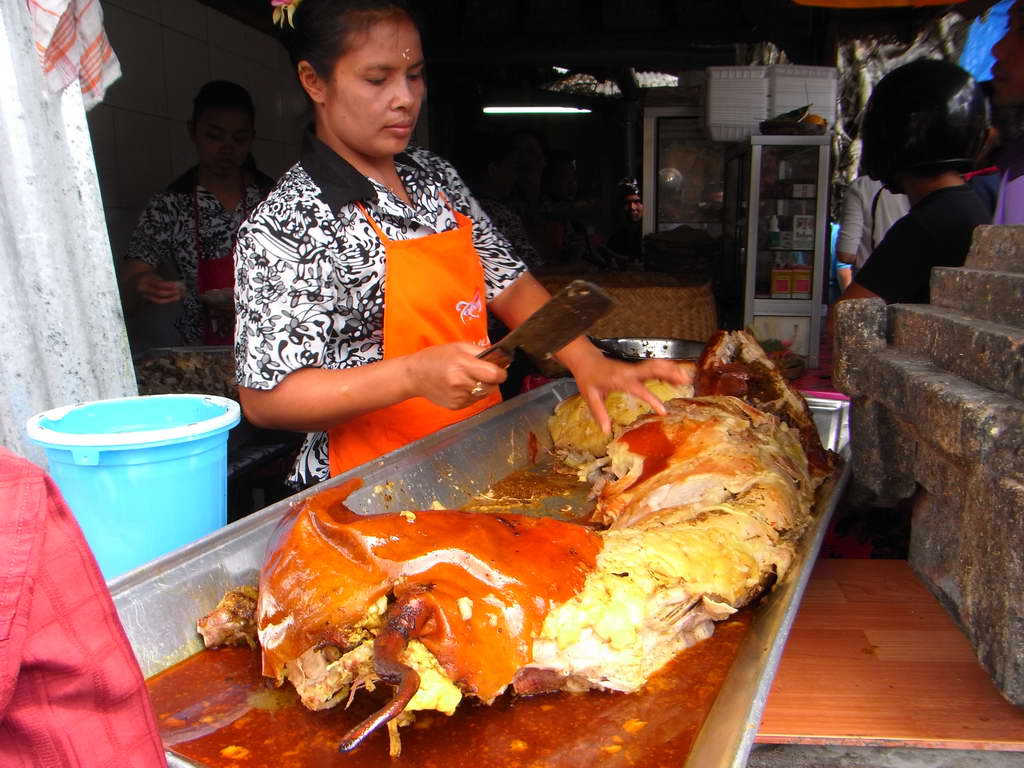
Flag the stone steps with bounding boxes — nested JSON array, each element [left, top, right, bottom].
[[888, 304, 1024, 401], [832, 224, 1024, 707], [931, 267, 1024, 328], [965, 225, 1024, 272], [841, 345, 1024, 477]]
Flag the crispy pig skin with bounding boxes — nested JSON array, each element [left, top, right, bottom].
[[256, 480, 602, 704], [594, 396, 812, 530], [695, 330, 836, 480]]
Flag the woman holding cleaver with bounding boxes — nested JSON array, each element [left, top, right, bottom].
[[233, 0, 688, 488]]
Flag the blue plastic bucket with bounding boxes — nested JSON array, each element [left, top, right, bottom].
[[26, 394, 240, 580]]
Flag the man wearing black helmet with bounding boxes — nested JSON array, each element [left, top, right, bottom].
[[835, 59, 991, 307]]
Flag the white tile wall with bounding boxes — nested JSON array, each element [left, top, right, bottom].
[[206, 8, 251, 60], [114, 110, 172, 209], [86, 104, 120, 208], [105, 0, 160, 22], [158, 0, 208, 40], [162, 28, 211, 122], [91, 1, 305, 263], [103, 4, 166, 116]]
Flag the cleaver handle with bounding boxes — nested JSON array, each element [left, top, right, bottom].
[[477, 345, 514, 368]]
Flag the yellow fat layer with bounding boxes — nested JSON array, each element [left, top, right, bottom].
[[549, 380, 693, 461], [400, 640, 463, 715]]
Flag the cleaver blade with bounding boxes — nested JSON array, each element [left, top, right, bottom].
[[477, 280, 616, 367]]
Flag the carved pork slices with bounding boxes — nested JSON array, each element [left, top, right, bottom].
[[523, 396, 814, 696], [197, 330, 835, 755]]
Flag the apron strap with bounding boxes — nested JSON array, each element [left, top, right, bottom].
[[354, 202, 389, 242]]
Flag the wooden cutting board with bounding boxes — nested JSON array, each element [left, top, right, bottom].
[[757, 559, 1024, 750]]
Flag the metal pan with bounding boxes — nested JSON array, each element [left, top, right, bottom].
[[591, 336, 705, 361], [108, 382, 849, 768]]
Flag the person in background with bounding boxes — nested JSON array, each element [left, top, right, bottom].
[[963, 84, 1003, 216], [601, 177, 646, 270], [834, 59, 990, 312], [461, 131, 545, 273], [835, 175, 910, 283], [990, 0, 1024, 223], [507, 128, 548, 223], [233, 0, 688, 489], [0, 449, 166, 766], [122, 81, 274, 351]]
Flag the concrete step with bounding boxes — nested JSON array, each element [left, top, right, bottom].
[[889, 304, 1024, 401], [967, 225, 1024, 273], [838, 345, 1024, 476], [931, 267, 1024, 328]]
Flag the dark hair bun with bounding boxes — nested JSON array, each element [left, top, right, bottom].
[[280, 0, 412, 77]]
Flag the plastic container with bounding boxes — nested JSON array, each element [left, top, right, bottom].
[[26, 394, 241, 580], [768, 64, 838, 126], [706, 66, 768, 141]]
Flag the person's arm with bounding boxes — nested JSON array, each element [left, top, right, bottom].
[[835, 181, 867, 265], [835, 262, 853, 291], [489, 273, 691, 435], [233, 201, 508, 433], [238, 344, 506, 431], [121, 259, 185, 306], [446, 154, 690, 433], [121, 195, 186, 308]]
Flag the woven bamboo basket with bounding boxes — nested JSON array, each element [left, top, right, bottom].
[[537, 273, 718, 341]]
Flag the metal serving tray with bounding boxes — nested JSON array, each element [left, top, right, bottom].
[[591, 336, 706, 361], [108, 382, 850, 768]]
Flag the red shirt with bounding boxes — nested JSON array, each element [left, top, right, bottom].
[[0, 448, 166, 767]]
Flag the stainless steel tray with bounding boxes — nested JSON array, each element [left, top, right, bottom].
[[109, 382, 850, 768], [591, 336, 706, 360]]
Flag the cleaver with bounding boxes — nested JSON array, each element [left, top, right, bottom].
[[477, 279, 616, 368]]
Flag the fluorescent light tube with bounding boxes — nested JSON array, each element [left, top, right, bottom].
[[482, 106, 592, 115]]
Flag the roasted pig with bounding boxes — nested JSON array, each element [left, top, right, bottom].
[[197, 330, 835, 755]]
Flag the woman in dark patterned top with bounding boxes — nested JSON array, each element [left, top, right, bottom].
[[122, 81, 273, 348], [235, 0, 689, 488]]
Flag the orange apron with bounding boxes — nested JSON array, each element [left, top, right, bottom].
[[327, 201, 501, 476]]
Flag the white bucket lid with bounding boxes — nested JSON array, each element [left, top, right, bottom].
[[26, 394, 241, 449]]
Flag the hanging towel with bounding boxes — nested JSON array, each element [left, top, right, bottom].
[[26, 0, 121, 108]]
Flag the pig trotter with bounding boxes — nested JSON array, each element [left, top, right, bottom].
[[337, 593, 433, 753]]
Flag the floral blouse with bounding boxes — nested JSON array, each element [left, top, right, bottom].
[[233, 134, 527, 488], [127, 167, 271, 344]]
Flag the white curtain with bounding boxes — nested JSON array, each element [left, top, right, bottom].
[[0, 1, 135, 465]]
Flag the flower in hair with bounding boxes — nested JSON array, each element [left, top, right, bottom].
[[272, 0, 303, 28]]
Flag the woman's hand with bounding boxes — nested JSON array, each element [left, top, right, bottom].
[[561, 345, 692, 436], [405, 342, 507, 410], [134, 271, 185, 304]]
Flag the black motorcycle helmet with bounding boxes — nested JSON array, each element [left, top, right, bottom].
[[860, 59, 989, 191]]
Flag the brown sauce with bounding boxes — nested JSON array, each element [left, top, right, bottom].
[[147, 613, 751, 768], [463, 466, 589, 516]]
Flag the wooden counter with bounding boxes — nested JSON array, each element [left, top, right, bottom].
[[757, 559, 1024, 751]]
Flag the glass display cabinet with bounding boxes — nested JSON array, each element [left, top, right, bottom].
[[724, 135, 830, 368], [642, 106, 725, 238]]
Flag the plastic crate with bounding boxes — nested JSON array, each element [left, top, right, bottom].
[[768, 65, 837, 126], [707, 123, 761, 142], [706, 66, 768, 141]]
